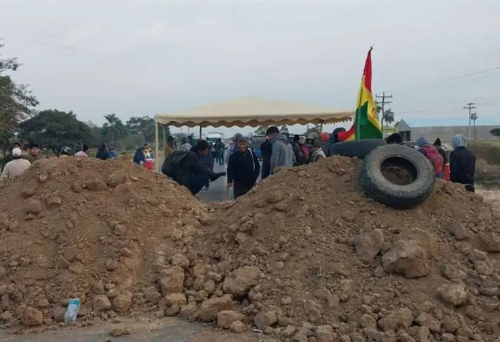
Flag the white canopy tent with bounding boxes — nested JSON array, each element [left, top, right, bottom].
[[154, 97, 353, 170]]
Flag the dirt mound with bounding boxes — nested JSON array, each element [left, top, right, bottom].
[[192, 157, 500, 341], [2, 156, 500, 341], [0, 158, 210, 330]]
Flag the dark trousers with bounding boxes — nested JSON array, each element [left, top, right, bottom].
[[216, 152, 224, 165], [465, 184, 475, 193], [261, 160, 270, 180], [234, 182, 254, 199], [185, 174, 210, 195]]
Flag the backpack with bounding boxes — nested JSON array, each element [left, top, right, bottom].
[[161, 151, 189, 180], [420, 146, 444, 175]]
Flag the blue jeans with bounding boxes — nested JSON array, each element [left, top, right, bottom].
[[185, 174, 210, 195]]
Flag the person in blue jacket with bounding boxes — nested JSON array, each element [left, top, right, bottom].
[[133, 146, 146, 165]]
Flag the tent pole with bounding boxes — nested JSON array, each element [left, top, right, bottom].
[[199, 125, 203, 139], [154, 117, 159, 172], [162, 125, 166, 152]]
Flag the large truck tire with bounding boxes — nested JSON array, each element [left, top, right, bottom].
[[359, 144, 435, 209], [329, 139, 387, 159]]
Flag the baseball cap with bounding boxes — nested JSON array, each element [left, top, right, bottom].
[[12, 147, 22, 157]]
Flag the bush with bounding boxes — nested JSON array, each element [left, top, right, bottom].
[[469, 142, 500, 166], [475, 159, 500, 188]]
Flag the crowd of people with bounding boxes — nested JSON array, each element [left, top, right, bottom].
[[0, 142, 121, 180], [1, 130, 478, 197], [161, 126, 328, 198]]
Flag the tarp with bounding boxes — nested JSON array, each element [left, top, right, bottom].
[[155, 97, 353, 127]]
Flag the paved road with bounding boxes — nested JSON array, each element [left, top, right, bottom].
[[0, 317, 277, 342], [197, 162, 231, 202]]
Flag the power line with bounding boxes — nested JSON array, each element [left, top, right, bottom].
[[417, 67, 500, 87], [375, 92, 393, 127], [390, 66, 500, 92], [396, 102, 500, 116]]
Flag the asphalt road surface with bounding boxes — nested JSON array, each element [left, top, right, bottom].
[[0, 317, 277, 342], [197, 162, 231, 202]]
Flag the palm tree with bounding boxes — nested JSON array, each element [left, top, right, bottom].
[[102, 114, 125, 145], [471, 113, 478, 140], [382, 109, 395, 128]]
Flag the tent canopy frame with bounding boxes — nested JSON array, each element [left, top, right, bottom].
[[154, 97, 353, 171]]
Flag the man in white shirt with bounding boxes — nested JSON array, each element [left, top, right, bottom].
[[178, 137, 192, 152], [1, 148, 31, 180]]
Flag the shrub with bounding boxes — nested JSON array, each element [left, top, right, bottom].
[[469, 142, 500, 166], [475, 159, 500, 188]]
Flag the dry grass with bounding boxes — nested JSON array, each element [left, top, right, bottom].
[[469, 142, 500, 166], [476, 159, 500, 189]]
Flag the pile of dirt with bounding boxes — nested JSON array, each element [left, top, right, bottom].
[[2, 155, 500, 342], [0, 158, 212, 331], [191, 157, 500, 341]]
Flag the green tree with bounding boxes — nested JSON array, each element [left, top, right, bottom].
[[254, 125, 268, 135], [101, 114, 125, 145], [490, 128, 500, 140], [18, 110, 91, 155], [471, 113, 478, 140], [382, 109, 395, 127], [0, 43, 38, 155], [85, 121, 103, 148], [126, 116, 156, 142]]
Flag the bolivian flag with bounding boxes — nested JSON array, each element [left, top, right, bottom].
[[338, 48, 382, 141]]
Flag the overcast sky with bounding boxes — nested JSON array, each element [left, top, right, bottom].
[[1, 1, 499, 137]]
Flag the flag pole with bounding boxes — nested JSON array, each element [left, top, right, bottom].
[[356, 47, 373, 140], [355, 88, 363, 141]]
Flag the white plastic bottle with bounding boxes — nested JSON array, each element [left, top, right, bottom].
[[64, 298, 80, 324]]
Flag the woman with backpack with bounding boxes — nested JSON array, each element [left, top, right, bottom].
[[416, 137, 444, 179]]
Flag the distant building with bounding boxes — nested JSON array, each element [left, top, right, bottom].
[[395, 119, 499, 142]]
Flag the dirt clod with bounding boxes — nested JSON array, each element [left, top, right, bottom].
[[23, 307, 43, 327]]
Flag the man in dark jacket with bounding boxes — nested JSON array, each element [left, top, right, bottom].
[[450, 134, 476, 192], [385, 133, 403, 144], [175, 140, 225, 195], [260, 126, 276, 180], [227, 137, 260, 199], [96, 143, 111, 160]]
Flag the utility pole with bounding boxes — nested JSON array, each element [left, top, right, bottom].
[[464, 102, 476, 140], [375, 92, 393, 129]]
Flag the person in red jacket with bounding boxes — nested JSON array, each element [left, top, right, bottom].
[[416, 137, 444, 179]]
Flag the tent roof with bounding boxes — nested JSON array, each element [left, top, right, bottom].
[[155, 97, 353, 127]]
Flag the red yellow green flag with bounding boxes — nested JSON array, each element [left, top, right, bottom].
[[338, 48, 382, 141]]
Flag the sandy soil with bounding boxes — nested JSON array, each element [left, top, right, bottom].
[[477, 189, 500, 209]]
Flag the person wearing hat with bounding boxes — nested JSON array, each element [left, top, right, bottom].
[[310, 138, 326, 163], [227, 136, 260, 199], [1, 147, 31, 180]]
